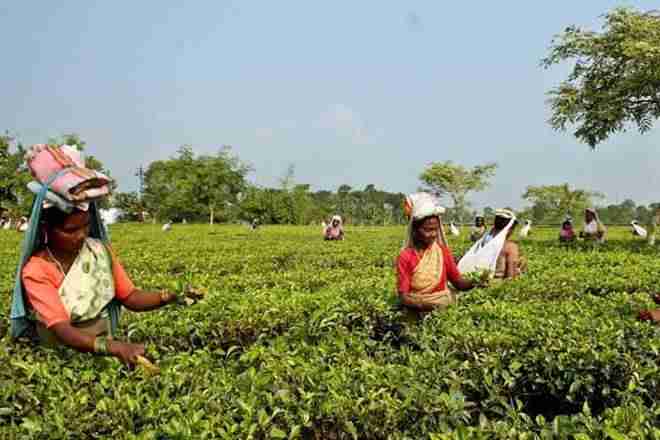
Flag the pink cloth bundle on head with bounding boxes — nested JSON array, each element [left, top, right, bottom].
[[25, 144, 112, 203]]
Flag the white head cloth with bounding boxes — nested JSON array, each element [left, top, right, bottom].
[[403, 192, 448, 248]]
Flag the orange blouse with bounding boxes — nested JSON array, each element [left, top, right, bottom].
[[21, 248, 135, 328]]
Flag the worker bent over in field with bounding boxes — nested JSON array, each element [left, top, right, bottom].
[[324, 215, 345, 241], [489, 210, 527, 280], [638, 294, 660, 324], [559, 217, 576, 242], [458, 209, 526, 281], [396, 193, 478, 313], [469, 215, 486, 242], [580, 208, 606, 243], [10, 144, 184, 367]]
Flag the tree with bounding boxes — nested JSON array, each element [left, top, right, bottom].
[[419, 161, 497, 222], [0, 132, 31, 217], [112, 192, 144, 221], [543, 8, 660, 147], [142, 146, 250, 223], [522, 183, 604, 223]]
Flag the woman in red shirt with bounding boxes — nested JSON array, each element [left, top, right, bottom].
[[396, 193, 477, 312]]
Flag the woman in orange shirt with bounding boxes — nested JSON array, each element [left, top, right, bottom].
[[11, 144, 181, 367]]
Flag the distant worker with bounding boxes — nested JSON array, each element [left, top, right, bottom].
[[396, 193, 478, 313], [2, 218, 11, 230], [638, 294, 660, 324], [469, 215, 486, 242], [580, 208, 606, 243], [449, 222, 460, 237], [631, 220, 647, 238], [324, 215, 344, 241], [648, 208, 660, 246], [250, 218, 260, 231], [559, 217, 576, 242], [459, 209, 526, 280], [519, 220, 532, 238]]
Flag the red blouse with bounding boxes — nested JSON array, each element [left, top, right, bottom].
[[397, 245, 462, 294]]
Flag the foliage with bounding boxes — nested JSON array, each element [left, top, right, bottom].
[[0, 132, 31, 217], [420, 161, 498, 222], [521, 183, 604, 223], [1, 225, 659, 438], [543, 7, 660, 147], [236, 184, 405, 226], [142, 146, 251, 223]]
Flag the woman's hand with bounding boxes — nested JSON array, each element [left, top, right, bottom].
[[108, 340, 145, 366]]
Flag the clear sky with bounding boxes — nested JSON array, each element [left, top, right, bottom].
[[1, 1, 658, 210]]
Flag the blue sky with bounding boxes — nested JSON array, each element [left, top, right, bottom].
[[1, 1, 659, 210]]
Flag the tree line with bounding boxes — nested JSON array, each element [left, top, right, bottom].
[[2, 134, 658, 226]]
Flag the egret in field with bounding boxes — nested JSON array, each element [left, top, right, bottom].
[[16, 217, 28, 232], [162, 221, 172, 232], [449, 222, 460, 237]]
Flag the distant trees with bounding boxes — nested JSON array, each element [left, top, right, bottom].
[[543, 8, 660, 147], [142, 146, 251, 224], [0, 132, 31, 217], [521, 184, 604, 223], [520, 183, 659, 224]]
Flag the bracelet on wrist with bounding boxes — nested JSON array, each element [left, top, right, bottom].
[[93, 336, 110, 355], [159, 291, 170, 304]]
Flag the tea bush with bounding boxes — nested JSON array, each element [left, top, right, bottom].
[[1, 225, 659, 439]]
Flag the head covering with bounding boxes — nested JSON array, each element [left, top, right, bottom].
[[25, 144, 111, 205], [10, 144, 118, 339], [403, 192, 448, 248], [494, 208, 516, 220]]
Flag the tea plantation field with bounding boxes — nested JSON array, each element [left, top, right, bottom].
[[1, 225, 659, 439]]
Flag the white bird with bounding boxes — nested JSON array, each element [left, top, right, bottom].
[[3, 220, 11, 230], [449, 222, 460, 237], [519, 220, 532, 238], [17, 217, 28, 232], [162, 221, 172, 232]]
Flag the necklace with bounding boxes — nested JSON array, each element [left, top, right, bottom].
[[46, 246, 67, 275]]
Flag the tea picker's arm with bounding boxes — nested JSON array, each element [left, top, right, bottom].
[[121, 289, 178, 312], [49, 322, 145, 366]]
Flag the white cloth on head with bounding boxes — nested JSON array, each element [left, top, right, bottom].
[[403, 192, 448, 248]]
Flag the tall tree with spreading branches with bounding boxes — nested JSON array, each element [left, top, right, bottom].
[[419, 161, 497, 222], [543, 8, 660, 147]]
